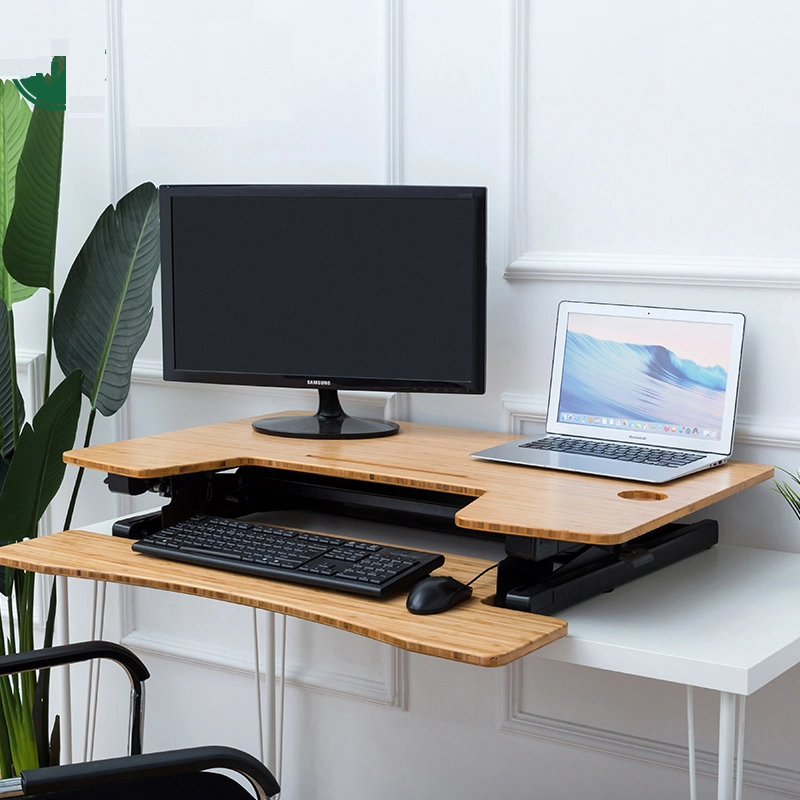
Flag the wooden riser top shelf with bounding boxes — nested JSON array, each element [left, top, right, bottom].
[[63, 416, 773, 545], [0, 530, 566, 667]]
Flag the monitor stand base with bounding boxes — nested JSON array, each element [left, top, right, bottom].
[[251, 388, 400, 440]]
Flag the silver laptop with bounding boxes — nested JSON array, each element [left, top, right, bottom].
[[471, 302, 746, 484]]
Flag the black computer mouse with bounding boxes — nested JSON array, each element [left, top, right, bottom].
[[406, 575, 473, 615]]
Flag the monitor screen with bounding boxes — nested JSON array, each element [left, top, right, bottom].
[[160, 184, 487, 439]]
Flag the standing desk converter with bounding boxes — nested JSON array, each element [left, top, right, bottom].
[[0, 417, 778, 800], [0, 416, 772, 665]]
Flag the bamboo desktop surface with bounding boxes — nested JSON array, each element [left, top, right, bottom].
[[64, 416, 774, 545], [0, 530, 565, 667]]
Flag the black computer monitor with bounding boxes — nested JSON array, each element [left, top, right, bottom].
[[159, 184, 487, 439]]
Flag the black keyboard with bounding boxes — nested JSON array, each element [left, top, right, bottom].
[[132, 515, 445, 598], [519, 437, 705, 468]]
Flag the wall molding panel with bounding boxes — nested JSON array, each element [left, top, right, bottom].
[[386, 0, 404, 185], [500, 393, 545, 434], [506, 0, 529, 267], [122, 627, 408, 709], [500, 660, 800, 797], [504, 0, 800, 289], [18, 348, 47, 415], [505, 252, 800, 289], [105, 0, 126, 202], [732, 415, 800, 450]]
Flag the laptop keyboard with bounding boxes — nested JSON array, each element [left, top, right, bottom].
[[519, 437, 705, 468]]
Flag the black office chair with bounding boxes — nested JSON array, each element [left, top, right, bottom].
[[0, 641, 280, 799]]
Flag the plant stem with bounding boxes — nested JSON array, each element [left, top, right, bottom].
[[7, 581, 16, 655], [19, 573, 35, 710], [62, 407, 96, 532], [7, 306, 18, 449], [43, 579, 56, 650], [43, 291, 53, 402], [37, 576, 57, 771], [0, 616, 12, 777]]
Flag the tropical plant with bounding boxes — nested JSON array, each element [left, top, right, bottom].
[[0, 58, 160, 775], [774, 467, 800, 522]]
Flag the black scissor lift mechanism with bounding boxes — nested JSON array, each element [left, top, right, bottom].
[[107, 467, 718, 616]]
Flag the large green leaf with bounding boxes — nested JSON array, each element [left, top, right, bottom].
[[0, 370, 81, 550], [53, 182, 160, 416], [0, 302, 24, 457], [0, 80, 37, 306], [2, 102, 64, 291]]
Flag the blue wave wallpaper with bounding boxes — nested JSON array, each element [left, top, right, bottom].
[[559, 331, 728, 433]]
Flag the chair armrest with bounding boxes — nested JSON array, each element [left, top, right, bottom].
[[20, 746, 280, 799], [0, 642, 149, 755], [0, 641, 149, 682]]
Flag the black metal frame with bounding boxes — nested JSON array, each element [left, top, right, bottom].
[[495, 519, 719, 615], [15, 746, 279, 799], [0, 642, 148, 757], [109, 465, 720, 616], [0, 643, 279, 799]]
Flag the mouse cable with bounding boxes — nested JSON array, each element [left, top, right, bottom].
[[464, 561, 500, 587]]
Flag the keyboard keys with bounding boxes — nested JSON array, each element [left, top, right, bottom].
[[520, 437, 704, 467], [132, 515, 445, 598]]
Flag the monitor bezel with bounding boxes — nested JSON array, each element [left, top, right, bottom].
[[159, 184, 487, 396]]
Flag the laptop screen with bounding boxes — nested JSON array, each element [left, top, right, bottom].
[[546, 303, 745, 455]]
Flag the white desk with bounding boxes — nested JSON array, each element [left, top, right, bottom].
[[20, 524, 799, 800], [27, 419, 775, 798], [533, 544, 800, 800]]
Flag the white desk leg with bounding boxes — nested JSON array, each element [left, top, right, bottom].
[[55, 575, 73, 764], [276, 614, 287, 783], [252, 610, 286, 797], [82, 581, 98, 762], [687, 686, 697, 800], [735, 695, 746, 800], [718, 691, 738, 800], [83, 581, 107, 762], [252, 610, 270, 767], [254, 610, 287, 780], [263, 612, 277, 772]]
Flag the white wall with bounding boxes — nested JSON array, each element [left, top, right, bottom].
[[5, 1, 800, 798]]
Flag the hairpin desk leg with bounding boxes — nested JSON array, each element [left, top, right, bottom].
[[718, 692, 747, 800], [735, 695, 746, 800], [55, 575, 73, 764], [687, 686, 697, 800], [83, 580, 108, 762], [253, 609, 287, 794]]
